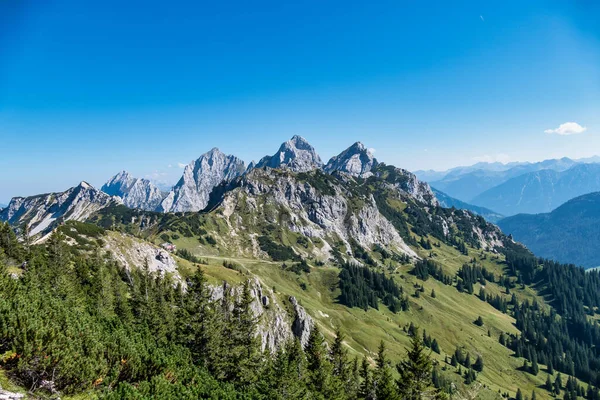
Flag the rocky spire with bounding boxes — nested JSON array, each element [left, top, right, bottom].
[[255, 135, 323, 173], [102, 171, 166, 211], [324, 142, 378, 177], [159, 148, 246, 212]]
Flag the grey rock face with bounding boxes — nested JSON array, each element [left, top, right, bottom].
[[208, 278, 313, 352], [0, 389, 26, 399], [372, 165, 439, 207], [102, 171, 166, 211], [219, 168, 417, 259], [0, 182, 120, 240], [324, 142, 378, 177], [289, 296, 314, 348], [255, 135, 323, 173], [160, 148, 246, 212], [102, 232, 182, 283]]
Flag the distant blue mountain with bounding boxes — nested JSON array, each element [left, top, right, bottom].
[[416, 157, 587, 202], [432, 189, 503, 223], [472, 164, 600, 216], [498, 192, 600, 269]]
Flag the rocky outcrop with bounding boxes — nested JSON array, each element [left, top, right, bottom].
[[160, 148, 246, 212], [0, 389, 26, 399], [372, 164, 438, 207], [289, 296, 314, 348], [103, 232, 182, 282], [0, 182, 120, 240], [255, 135, 323, 173], [324, 142, 378, 177], [208, 278, 314, 351], [102, 171, 166, 211]]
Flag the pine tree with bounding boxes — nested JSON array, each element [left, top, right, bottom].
[[431, 339, 440, 354], [545, 375, 553, 391], [396, 327, 436, 400], [230, 279, 261, 385], [330, 328, 350, 396], [330, 328, 349, 380], [516, 388, 523, 400], [375, 341, 398, 400], [473, 355, 484, 372], [530, 351, 539, 376], [554, 373, 562, 395], [305, 326, 335, 398], [359, 356, 374, 400]]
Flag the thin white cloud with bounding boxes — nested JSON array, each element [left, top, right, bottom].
[[177, 162, 187, 169], [544, 122, 587, 135], [167, 164, 173, 168], [472, 153, 511, 164], [480, 15, 484, 22]]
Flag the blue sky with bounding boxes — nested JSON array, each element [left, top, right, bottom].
[[1, 0, 599, 202]]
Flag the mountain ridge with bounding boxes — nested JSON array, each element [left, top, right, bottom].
[[498, 191, 600, 268]]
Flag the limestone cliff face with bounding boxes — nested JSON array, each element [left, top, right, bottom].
[[102, 171, 166, 211], [255, 135, 323, 173], [160, 148, 246, 212], [324, 142, 378, 178], [217, 168, 417, 260]]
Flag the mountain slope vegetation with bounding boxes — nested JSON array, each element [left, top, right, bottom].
[[2, 138, 600, 399]]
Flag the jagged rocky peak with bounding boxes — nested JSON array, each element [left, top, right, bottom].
[[102, 170, 136, 197], [255, 135, 323, 173], [102, 171, 166, 211], [160, 147, 246, 212], [0, 181, 120, 240], [324, 141, 378, 177]]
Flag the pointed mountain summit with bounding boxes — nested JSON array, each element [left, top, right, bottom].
[[102, 171, 166, 211], [255, 135, 323, 173], [160, 148, 246, 212], [0, 182, 120, 239], [324, 142, 378, 177]]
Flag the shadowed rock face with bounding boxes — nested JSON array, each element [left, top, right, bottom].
[[102, 171, 166, 211], [324, 142, 378, 178], [159, 148, 246, 212], [255, 135, 323, 173]]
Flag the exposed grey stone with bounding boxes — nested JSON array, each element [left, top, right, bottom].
[[160, 148, 246, 212], [255, 135, 323, 173]]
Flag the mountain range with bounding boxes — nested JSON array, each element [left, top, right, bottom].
[[3, 135, 600, 399], [415, 156, 600, 216], [0, 182, 121, 240], [498, 191, 600, 269], [432, 188, 504, 223]]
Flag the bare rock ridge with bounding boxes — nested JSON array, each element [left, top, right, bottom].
[[324, 141, 378, 177], [159, 148, 246, 212], [255, 135, 323, 173], [102, 171, 166, 211], [0, 182, 120, 240], [209, 278, 314, 351], [217, 167, 418, 260]]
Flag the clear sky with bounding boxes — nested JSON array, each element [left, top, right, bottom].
[[1, 0, 599, 202]]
